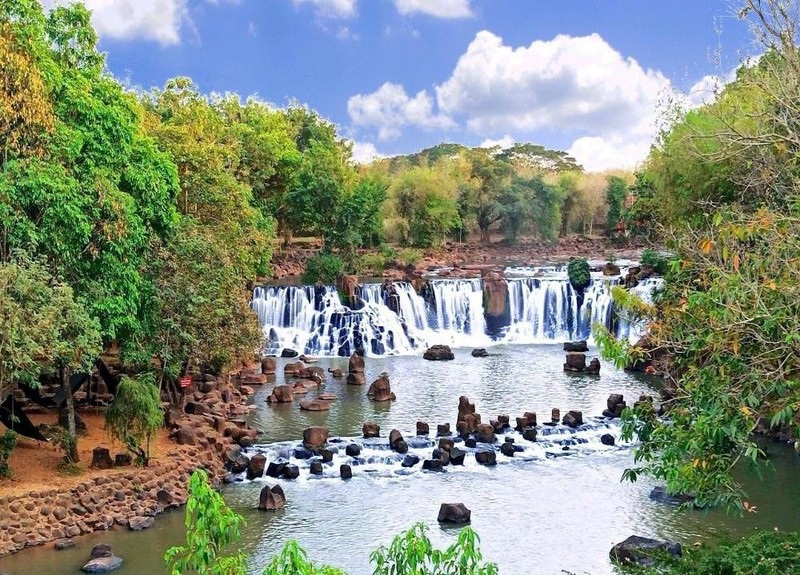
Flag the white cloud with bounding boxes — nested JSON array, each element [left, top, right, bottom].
[[293, 0, 357, 19], [336, 26, 359, 41], [479, 135, 515, 149], [393, 0, 473, 19], [568, 136, 650, 172], [347, 82, 455, 141], [349, 140, 385, 164], [247, 21, 257, 37], [42, 0, 191, 46]]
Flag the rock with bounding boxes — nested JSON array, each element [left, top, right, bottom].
[[438, 437, 454, 452], [562, 410, 583, 428], [303, 426, 329, 449], [114, 453, 132, 467], [281, 464, 300, 479], [436, 423, 451, 436], [299, 399, 331, 411], [394, 440, 408, 454], [348, 353, 365, 374], [266, 461, 287, 478], [367, 374, 396, 402], [281, 348, 299, 358], [607, 394, 625, 411], [261, 357, 276, 374], [500, 442, 516, 457], [474, 424, 495, 444], [586, 358, 601, 374], [475, 450, 497, 466], [423, 345, 455, 361], [81, 556, 123, 573], [309, 461, 323, 475], [563, 340, 589, 352], [317, 393, 337, 401], [649, 486, 695, 506], [601, 434, 616, 446], [550, 408, 560, 424], [437, 503, 471, 524], [522, 427, 537, 442], [258, 484, 286, 511], [318, 449, 333, 463], [416, 421, 429, 436], [564, 352, 587, 372], [268, 385, 294, 403], [401, 454, 421, 468], [422, 459, 444, 472], [294, 447, 314, 459], [362, 421, 380, 438], [603, 262, 621, 276], [328, 368, 345, 378], [471, 348, 489, 357], [464, 437, 477, 448], [610, 535, 682, 567], [345, 444, 361, 457], [127, 517, 154, 531], [247, 454, 267, 479], [90, 447, 113, 470], [346, 373, 366, 385], [90, 544, 114, 559], [175, 426, 196, 446], [389, 429, 404, 451], [284, 361, 304, 376], [54, 539, 75, 550], [449, 447, 466, 466], [340, 464, 353, 479]]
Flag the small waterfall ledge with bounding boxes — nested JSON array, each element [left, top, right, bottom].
[[251, 270, 662, 358]]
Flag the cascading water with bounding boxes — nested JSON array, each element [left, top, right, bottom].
[[251, 270, 663, 357]]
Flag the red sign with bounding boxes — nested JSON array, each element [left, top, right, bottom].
[[179, 376, 192, 389]]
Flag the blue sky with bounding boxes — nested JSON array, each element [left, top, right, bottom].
[[59, 0, 757, 170]]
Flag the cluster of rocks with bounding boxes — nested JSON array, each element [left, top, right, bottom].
[[563, 340, 601, 374], [265, 358, 333, 411]]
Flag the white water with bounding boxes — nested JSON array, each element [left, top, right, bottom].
[[251, 270, 663, 357]]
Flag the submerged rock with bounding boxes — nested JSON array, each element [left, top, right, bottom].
[[610, 535, 682, 567], [438, 503, 471, 524], [649, 486, 695, 506], [423, 345, 455, 361]]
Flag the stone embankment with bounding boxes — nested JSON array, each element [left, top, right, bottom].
[[0, 366, 265, 556]]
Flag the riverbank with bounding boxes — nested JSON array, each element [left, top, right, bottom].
[[0, 368, 265, 556]]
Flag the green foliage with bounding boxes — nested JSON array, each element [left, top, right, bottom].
[[566, 258, 591, 291], [0, 430, 17, 478], [105, 374, 163, 465], [262, 541, 345, 575], [605, 175, 628, 236], [391, 165, 461, 247], [370, 522, 498, 575], [640, 249, 671, 276], [165, 469, 247, 575], [302, 253, 344, 284]]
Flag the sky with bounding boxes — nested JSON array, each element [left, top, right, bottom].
[[49, 0, 759, 171]]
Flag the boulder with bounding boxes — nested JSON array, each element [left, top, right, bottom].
[[436, 423, 451, 436], [475, 450, 497, 466], [649, 486, 695, 506], [90, 447, 113, 470], [522, 427, 537, 442], [401, 454, 421, 468], [394, 440, 408, 454], [607, 394, 625, 411], [438, 503, 471, 524], [564, 352, 587, 372], [258, 484, 286, 511], [471, 348, 489, 357], [562, 410, 583, 428], [328, 368, 345, 378], [81, 556, 123, 573], [54, 539, 76, 551], [449, 447, 466, 466], [603, 262, 621, 276], [175, 426, 196, 446], [586, 358, 601, 374], [127, 517, 154, 531], [474, 424, 495, 444], [362, 421, 381, 438], [601, 434, 616, 446], [340, 464, 353, 479], [500, 442, 516, 457], [261, 357, 276, 374], [299, 399, 331, 411], [318, 393, 337, 401], [346, 373, 366, 386], [302, 426, 329, 449], [563, 340, 589, 352], [309, 461, 323, 475], [345, 443, 361, 457], [268, 385, 294, 403], [416, 421, 430, 436], [422, 459, 444, 472], [281, 464, 300, 479], [266, 461, 287, 478], [318, 448, 334, 463], [114, 453, 132, 467], [281, 348, 299, 358], [438, 437, 454, 452], [610, 535, 682, 567], [423, 345, 455, 361], [550, 408, 561, 424], [247, 454, 267, 480], [389, 429, 404, 451], [367, 374, 396, 402], [348, 353, 365, 374], [284, 361, 304, 375]]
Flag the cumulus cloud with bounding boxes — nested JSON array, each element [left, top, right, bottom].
[[348, 82, 455, 141], [393, 0, 473, 19], [41, 0, 191, 46], [293, 0, 357, 19], [349, 140, 385, 164], [479, 135, 515, 149]]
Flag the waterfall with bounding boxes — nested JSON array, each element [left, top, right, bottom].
[[251, 272, 663, 357]]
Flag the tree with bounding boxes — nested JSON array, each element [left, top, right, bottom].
[[605, 175, 628, 237], [391, 165, 460, 247], [462, 148, 514, 243], [165, 469, 247, 575], [105, 374, 163, 466]]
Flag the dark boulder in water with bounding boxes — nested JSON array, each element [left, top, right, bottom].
[[610, 535, 682, 567], [562, 410, 583, 428], [309, 461, 323, 475], [281, 464, 300, 479], [449, 447, 466, 466], [438, 502, 471, 524], [500, 442, 515, 457], [475, 450, 497, 466], [258, 484, 286, 511], [362, 421, 380, 438], [471, 348, 489, 357], [281, 348, 299, 358], [345, 443, 361, 457], [422, 459, 444, 472], [416, 421, 430, 436], [563, 340, 588, 352], [423, 345, 455, 361], [649, 485, 695, 506], [401, 454, 421, 468], [600, 434, 616, 446], [340, 464, 353, 479]]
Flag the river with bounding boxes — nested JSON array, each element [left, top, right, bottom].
[[3, 344, 800, 575]]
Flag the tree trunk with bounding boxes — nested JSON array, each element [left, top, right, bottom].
[[61, 366, 79, 463]]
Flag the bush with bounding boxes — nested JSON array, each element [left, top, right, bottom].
[[0, 430, 17, 478], [302, 253, 344, 284], [640, 249, 671, 276], [567, 257, 591, 291]]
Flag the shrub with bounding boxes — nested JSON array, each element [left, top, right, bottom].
[[302, 253, 344, 284], [567, 257, 591, 291], [640, 249, 671, 276], [0, 430, 17, 478]]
